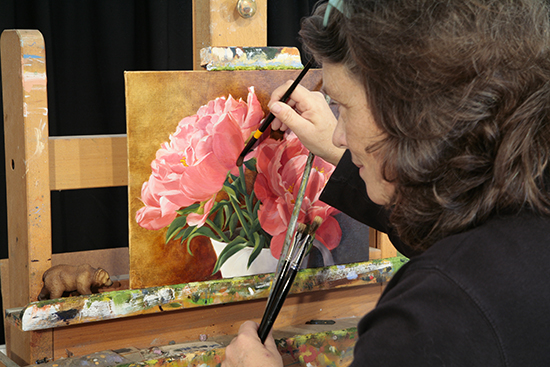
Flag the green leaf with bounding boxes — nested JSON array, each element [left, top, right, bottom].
[[213, 208, 225, 229], [176, 203, 201, 216], [241, 211, 252, 222], [261, 230, 272, 246], [250, 218, 262, 233], [171, 229, 186, 243], [211, 237, 248, 275], [229, 195, 251, 238], [188, 225, 220, 243], [223, 205, 232, 229], [223, 182, 238, 199], [178, 225, 196, 242], [228, 212, 239, 237], [244, 157, 257, 172], [183, 225, 223, 256], [205, 218, 230, 243], [245, 191, 254, 214], [165, 215, 188, 243], [253, 197, 261, 215], [247, 232, 263, 268], [183, 226, 200, 255], [260, 233, 269, 249], [209, 201, 224, 214], [237, 165, 247, 194]]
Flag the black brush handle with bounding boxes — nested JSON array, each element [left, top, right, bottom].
[[263, 259, 290, 319], [257, 238, 310, 343], [257, 266, 298, 343]]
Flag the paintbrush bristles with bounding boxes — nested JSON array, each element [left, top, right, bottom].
[[296, 222, 309, 236], [236, 155, 244, 166], [309, 216, 323, 235]]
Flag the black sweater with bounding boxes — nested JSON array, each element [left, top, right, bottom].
[[320, 150, 550, 366]]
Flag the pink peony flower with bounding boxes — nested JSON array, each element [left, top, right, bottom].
[[136, 87, 264, 230], [254, 132, 342, 259]]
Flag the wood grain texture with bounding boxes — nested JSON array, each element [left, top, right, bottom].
[[1, 29, 53, 365], [49, 135, 128, 190]]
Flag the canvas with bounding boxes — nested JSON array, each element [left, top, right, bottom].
[[125, 69, 370, 289]]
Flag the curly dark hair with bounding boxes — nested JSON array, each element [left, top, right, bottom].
[[301, 0, 550, 250]]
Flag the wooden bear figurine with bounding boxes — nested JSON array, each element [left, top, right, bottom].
[[38, 264, 114, 300]]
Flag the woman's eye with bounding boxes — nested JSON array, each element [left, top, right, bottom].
[[324, 96, 340, 117]]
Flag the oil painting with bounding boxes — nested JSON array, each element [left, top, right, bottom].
[[126, 69, 370, 289]]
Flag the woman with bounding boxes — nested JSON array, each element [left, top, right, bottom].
[[223, 0, 550, 365]]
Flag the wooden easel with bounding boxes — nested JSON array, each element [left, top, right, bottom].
[[1, 1, 396, 365]]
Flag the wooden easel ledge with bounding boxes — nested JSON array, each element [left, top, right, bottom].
[[5, 259, 398, 332]]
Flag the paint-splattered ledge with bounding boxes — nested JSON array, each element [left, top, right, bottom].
[[6, 257, 407, 332], [24, 324, 359, 367], [200, 46, 303, 71]]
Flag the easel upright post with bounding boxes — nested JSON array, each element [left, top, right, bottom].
[[1, 30, 53, 365]]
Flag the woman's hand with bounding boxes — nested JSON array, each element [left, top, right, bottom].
[[268, 80, 345, 165], [222, 321, 284, 367]]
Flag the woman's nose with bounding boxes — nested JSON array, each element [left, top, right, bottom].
[[332, 118, 347, 149]]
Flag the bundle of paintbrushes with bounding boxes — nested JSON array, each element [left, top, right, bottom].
[[257, 216, 323, 343]]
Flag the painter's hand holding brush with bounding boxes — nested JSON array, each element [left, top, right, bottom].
[[223, 218, 322, 367], [222, 321, 282, 367], [268, 81, 345, 166]]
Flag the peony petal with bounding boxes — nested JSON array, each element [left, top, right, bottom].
[[258, 197, 288, 236], [312, 216, 342, 251], [187, 195, 216, 227], [211, 115, 243, 170], [269, 233, 286, 259], [135, 205, 177, 231], [254, 129, 342, 254], [179, 152, 228, 202], [242, 87, 264, 132]]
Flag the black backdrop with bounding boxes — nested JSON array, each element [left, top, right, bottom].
[[0, 0, 318, 345]]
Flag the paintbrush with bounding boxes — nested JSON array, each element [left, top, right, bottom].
[[257, 217, 323, 343], [261, 152, 314, 325], [236, 59, 313, 166], [260, 223, 308, 336], [276, 152, 315, 274]]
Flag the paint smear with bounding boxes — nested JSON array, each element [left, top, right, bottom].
[[22, 71, 47, 93]]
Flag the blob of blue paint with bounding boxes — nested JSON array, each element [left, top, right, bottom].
[[346, 271, 358, 280], [55, 308, 78, 322]]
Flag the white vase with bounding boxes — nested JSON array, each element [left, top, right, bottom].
[[210, 240, 279, 278]]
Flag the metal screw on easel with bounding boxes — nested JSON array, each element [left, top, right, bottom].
[[237, 0, 257, 18]]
